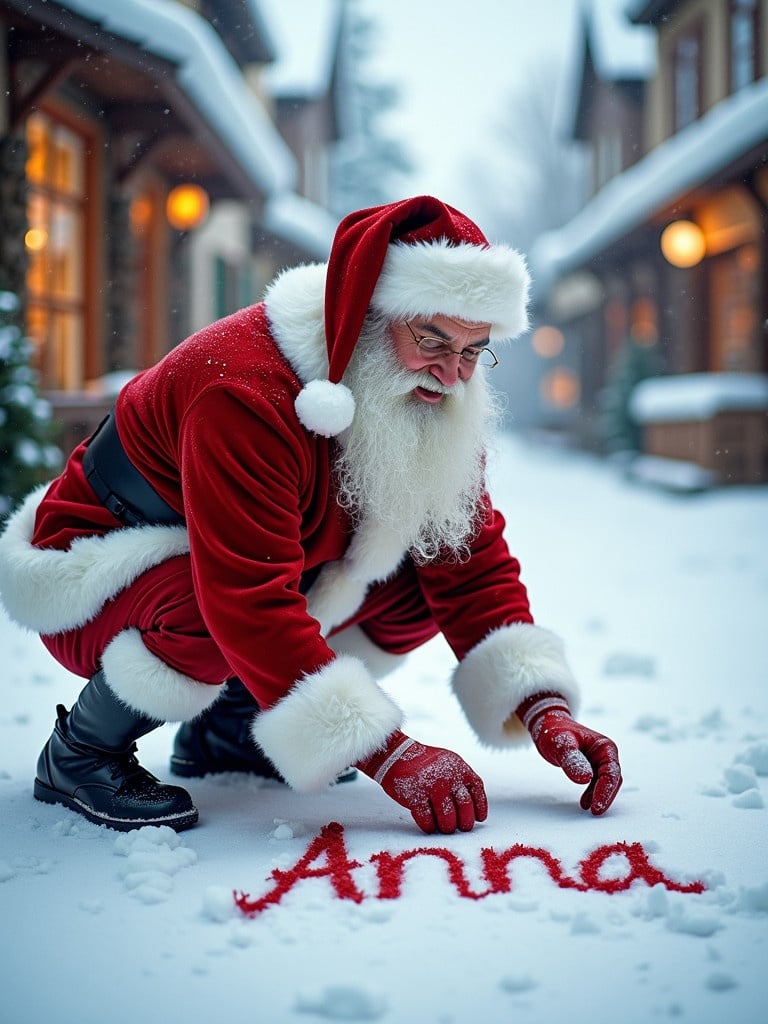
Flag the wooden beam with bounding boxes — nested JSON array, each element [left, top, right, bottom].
[[106, 103, 185, 135], [115, 134, 174, 185], [10, 58, 80, 131]]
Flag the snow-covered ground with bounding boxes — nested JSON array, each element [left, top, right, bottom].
[[1, 433, 766, 1024]]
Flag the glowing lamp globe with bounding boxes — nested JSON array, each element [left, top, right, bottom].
[[166, 184, 210, 231], [660, 220, 705, 268]]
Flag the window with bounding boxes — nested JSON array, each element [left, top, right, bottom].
[[595, 131, 622, 188], [730, 0, 760, 92], [129, 180, 167, 369], [25, 112, 88, 391], [214, 255, 252, 320], [709, 245, 760, 372], [673, 29, 702, 131]]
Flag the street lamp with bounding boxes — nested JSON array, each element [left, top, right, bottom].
[[166, 183, 210, 231], [660, 220, 706, 268]]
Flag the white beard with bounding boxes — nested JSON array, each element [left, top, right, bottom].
[[336, 314, 502, 563]]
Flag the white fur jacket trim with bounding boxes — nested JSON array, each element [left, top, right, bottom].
[[0, 484, 190, 635], [451, 622, 581, 747], [251, 654, 403, 792], [265, 267, 408, 628]]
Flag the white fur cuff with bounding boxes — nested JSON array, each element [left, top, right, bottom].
[[451, 623, 580, 748], [101, 628, 223, 722], [251, 655, 403, 792]]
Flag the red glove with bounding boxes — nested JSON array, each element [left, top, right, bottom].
[[517, 694, 622, 815], [357, 730, 488, 835]]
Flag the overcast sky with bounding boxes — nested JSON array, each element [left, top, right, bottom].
[[357, 0, 583, 221]]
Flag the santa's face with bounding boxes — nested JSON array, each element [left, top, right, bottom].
[[389, 315, 493, 403], [337, 311, 501, 563]]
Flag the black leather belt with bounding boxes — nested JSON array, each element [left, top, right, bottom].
[[83, 410, 184, 528]]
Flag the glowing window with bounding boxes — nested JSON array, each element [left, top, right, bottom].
[[25, 113, 87, 391]]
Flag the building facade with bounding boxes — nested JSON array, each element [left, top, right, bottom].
[[531, 0, 768, 484], [0, 0, 338, 455]]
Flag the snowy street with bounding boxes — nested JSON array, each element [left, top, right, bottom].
[[1, 433, 766, 1024]]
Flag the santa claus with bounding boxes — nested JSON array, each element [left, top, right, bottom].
[[0, 196, 621, 835]]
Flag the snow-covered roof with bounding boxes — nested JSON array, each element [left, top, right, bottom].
[[263, 192, 337, 260], [558, 0, 655, 163], [259, 0, 342, 99], [532, 76, 768, 294], [587, 0, 656, 80], [630, 373, 768, 423], [54, 0, 296, 195], [624, 0, 672, 22]]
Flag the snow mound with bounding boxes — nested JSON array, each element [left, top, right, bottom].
[[113, 825, 197, 904], [735, 741, 768, 776], [294, 984, 388, 1020], [201, 885, 236, 923]]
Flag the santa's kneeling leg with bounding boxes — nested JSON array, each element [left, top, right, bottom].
[[34, 556, 227, 832], [170, 676, 359, 784], [168, 611, 406, 784], [168, 567, 423, 785]]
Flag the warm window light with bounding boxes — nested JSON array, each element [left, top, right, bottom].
[[630, 298, 658, 347], [540, 367, 580, 409], [130, 195, 153, 234], [25, 227, 49, 251], [166, 183, 210, 231], [531, 325, 565, 359], [660, 220, 706, 268]]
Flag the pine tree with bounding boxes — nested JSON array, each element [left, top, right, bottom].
[[467, 59, 589, 256], [0, 287, 61, 519], [598, 337, 665, 455], [330, 1, 413, 216]]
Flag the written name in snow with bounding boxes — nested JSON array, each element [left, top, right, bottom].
[[234, 821, 705, 917]]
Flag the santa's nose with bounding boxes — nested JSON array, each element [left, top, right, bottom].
[[429, 353, 470, 388]]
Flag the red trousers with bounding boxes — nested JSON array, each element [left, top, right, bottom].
[[41, 554, 440, 684]]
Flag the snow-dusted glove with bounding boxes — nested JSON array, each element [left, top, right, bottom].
[[357, 729, 488, 835], [517, 694, 623, 815]]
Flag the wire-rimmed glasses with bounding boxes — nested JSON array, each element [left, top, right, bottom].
[[404, 321, 498, 368]]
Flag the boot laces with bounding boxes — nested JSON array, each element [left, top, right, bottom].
[[65, 732, 156, 785], [97, 743, 154, 785]]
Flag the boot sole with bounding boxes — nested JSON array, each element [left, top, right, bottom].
[[169, 755, 358, 784], [33, 778, 199, 833]]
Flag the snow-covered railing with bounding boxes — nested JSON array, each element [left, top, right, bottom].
[[630, 373, 768, 423], [627, 373, 768, 489]]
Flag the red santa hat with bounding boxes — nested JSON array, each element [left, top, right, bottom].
[[294, 195, 531, 437]]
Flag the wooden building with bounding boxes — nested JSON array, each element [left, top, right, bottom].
[[531, 0, 768, 484], [0, 0, 338, 455]]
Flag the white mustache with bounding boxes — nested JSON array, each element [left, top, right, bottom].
[[396, 371, 467, 398]]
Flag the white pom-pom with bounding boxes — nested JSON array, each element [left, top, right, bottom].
[[294, 379, 355, 437]]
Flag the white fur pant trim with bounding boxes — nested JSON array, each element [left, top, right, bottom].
[[101, 628, 223, 723]]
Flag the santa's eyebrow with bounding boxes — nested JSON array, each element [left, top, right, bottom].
[[417, 322, 491, 348]]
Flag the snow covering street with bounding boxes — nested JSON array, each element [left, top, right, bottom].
[[1, 433, 766, 1024]]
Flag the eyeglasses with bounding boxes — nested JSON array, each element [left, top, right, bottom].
[[404, 321, 499, 368]]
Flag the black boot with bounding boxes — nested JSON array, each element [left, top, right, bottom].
[[34, 669, 198, 832], [170, 677, 357, 783]]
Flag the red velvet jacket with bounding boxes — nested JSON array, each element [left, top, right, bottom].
[[30, 302, 533, 710], [0, 265, 580, 789]]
